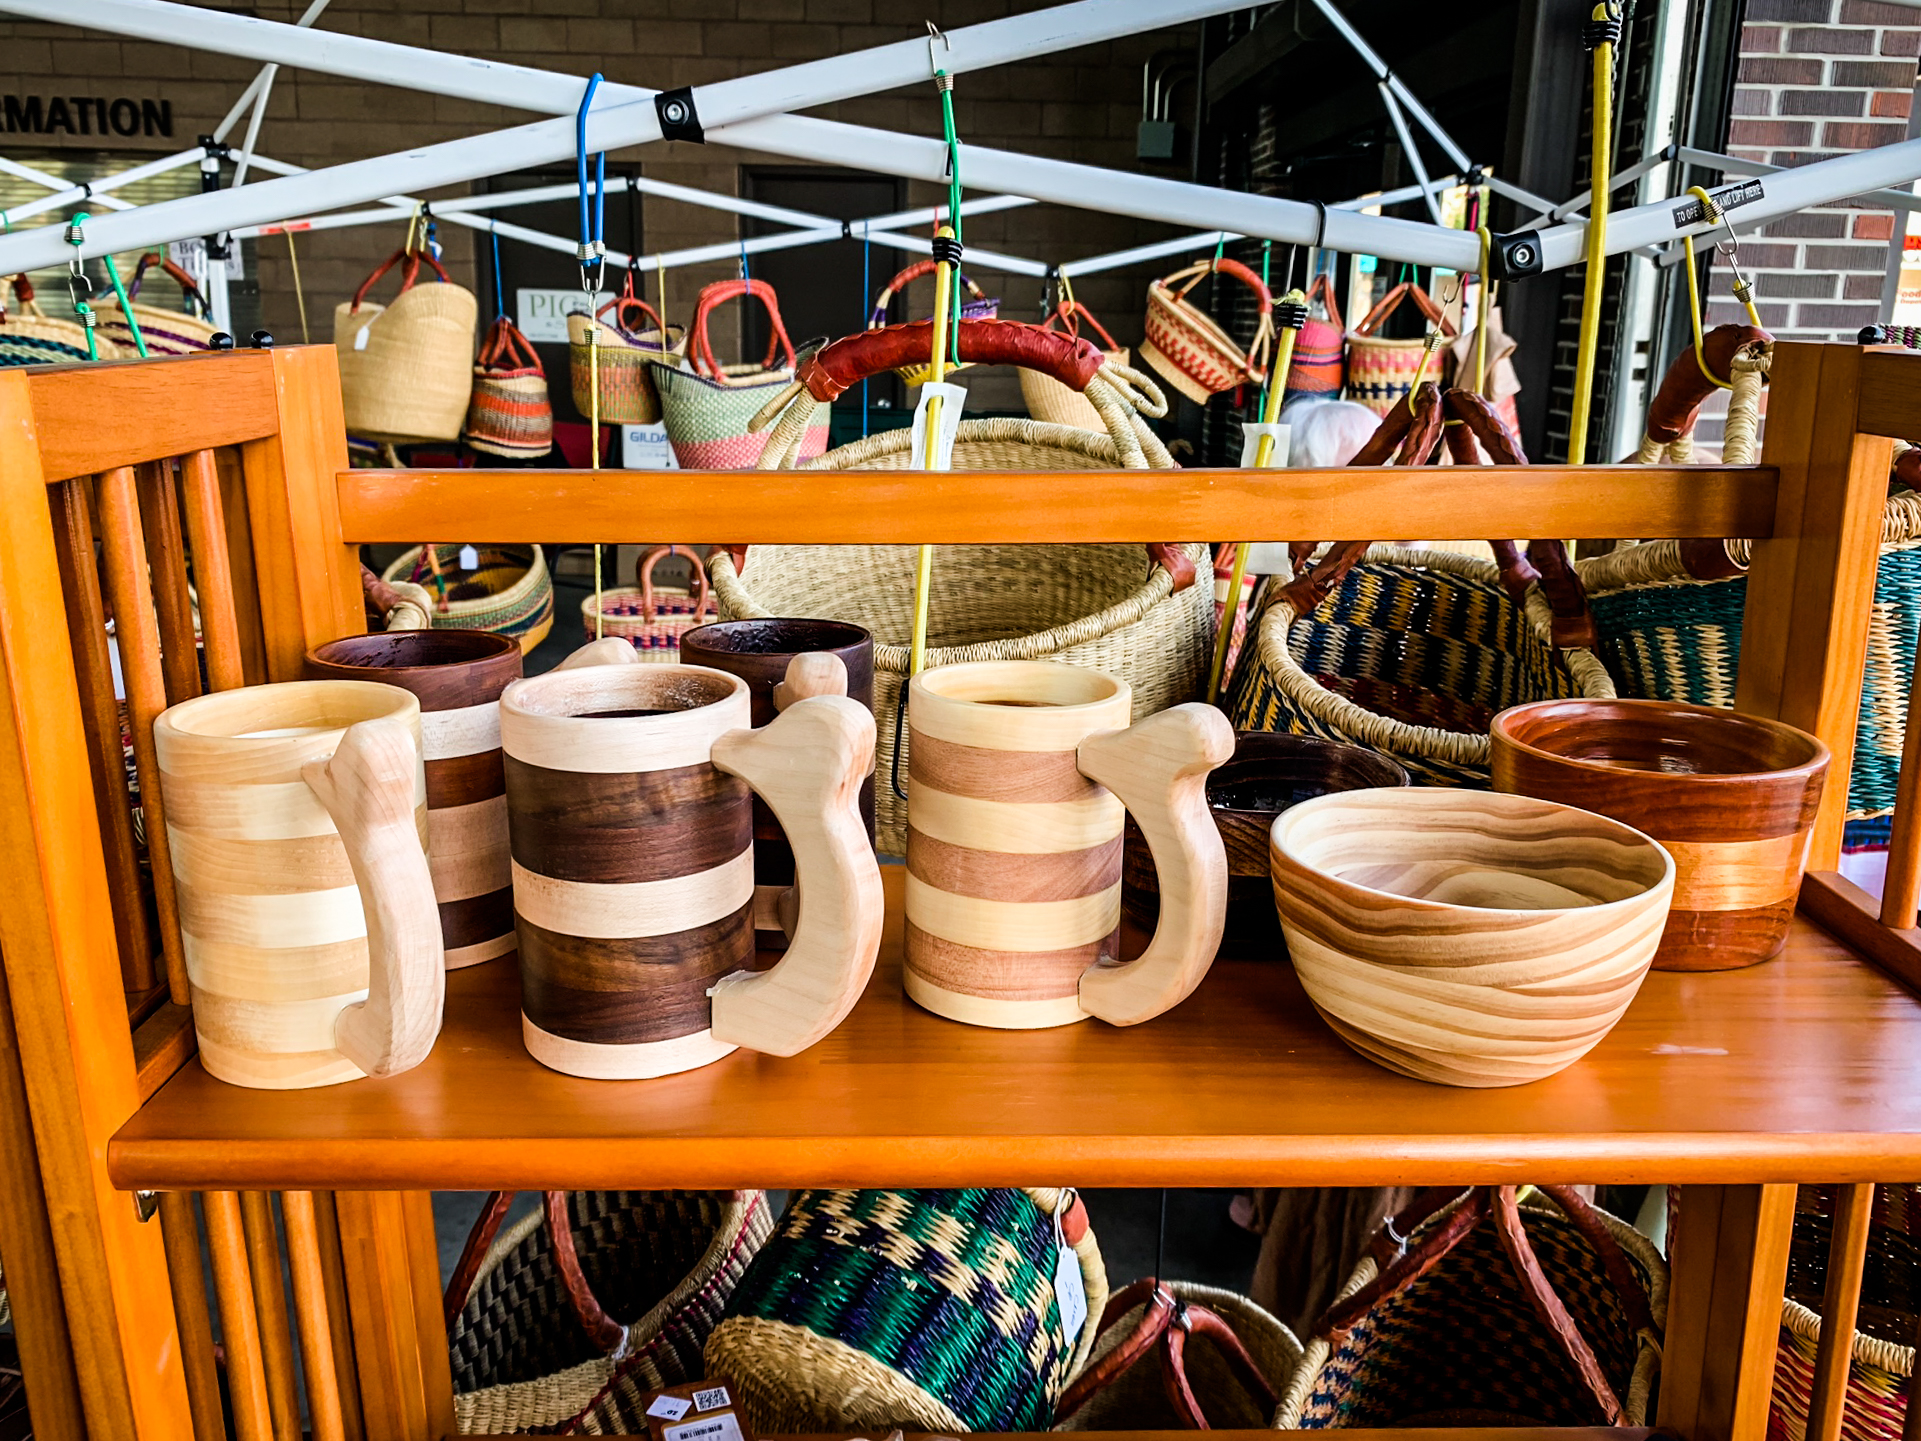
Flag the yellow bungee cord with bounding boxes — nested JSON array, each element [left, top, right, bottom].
[[1566, 0, 1623, 466], [1680, 184, 1761, 392]]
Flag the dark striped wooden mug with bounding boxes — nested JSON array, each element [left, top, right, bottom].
[[305, 630, 523, 970], [500, 658, 882, 1079], [904, 660, 1234, 1030]]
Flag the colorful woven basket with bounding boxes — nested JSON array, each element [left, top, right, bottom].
[[1, 275, 119, 366], [1139, 257, 1274, 405], [1771, 1187, 1920, 1441], [868, 257, 999, 386], [1020, 300, 1128, 432], [382, 543, 555, 654], [334, 248, 479, 444], [705, 1188, 1106, 1434], [97, 252, 219, 356], [466, 315, 554, 459], [1283, 273, 1346, 403], [579, 544, 711, 661], [568, 283, 683, 426], [1346, 281, 1453, 415], [654, 278, 826, 469], [447, 1190, 772, 1436], [1276, 1187, 1667, 1429]]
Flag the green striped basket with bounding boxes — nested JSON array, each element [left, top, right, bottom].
[[704, 1188, 1105, 1434], [1225, 545, 1615, 787]]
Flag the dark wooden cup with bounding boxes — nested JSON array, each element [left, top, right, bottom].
[[304, 629, 522, 969], [1491, 697, 1829, 971], [681, 619, 876, 946], [1123, 731, 1409, 952]]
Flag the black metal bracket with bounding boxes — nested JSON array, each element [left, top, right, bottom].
[[1487, 229, 1545, 281], [655, 87, 704, 143]]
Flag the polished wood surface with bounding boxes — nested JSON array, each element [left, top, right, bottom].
[[203, 1190, 274, 1441], [337, 464, 1781, 545], [1492, 699, 1827, 971], [156, 1192, 224, 1441], [180, 450, 247, 694], [239, 1192, 302, 1441], [1798, 870, 1921, 996], [137, 460, 203, 708], [106, 863, 1921, 1190], [133, 1003, 197, 1103], [281, 1191, 348, 1441], [25, 352, 282, 482], [1804, 1182, 1873, 1441], [334, 1189, 452, 1441]]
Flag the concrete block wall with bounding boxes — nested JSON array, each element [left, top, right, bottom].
[[0, 1, 1202, 366]]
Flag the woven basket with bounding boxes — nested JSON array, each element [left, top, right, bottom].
[[1771, 1187, 1921, 1441], [1346, 282, 1453, 415], [1021, 301, 1128, 431], [568, 285, 683, 426], [653, 278, 825, 469], [706, 1188, 1106, 1435], [382, 543, 555, 654], [1140, 257, 1274, 405], [1, 275, 120, 365], [1054, 1281, 1302, 1430], [1276, 1187, 1667, 1429], [466, 316, 554, 459], [447, 1190, 772, 1436], [723, 317, 1205, 853], [335, 248, 479, 444], [1283, 274, 1346, 403], [579, 544, 711, 661], [97, 251, 219, 356], [869, 257, 1000, 386]]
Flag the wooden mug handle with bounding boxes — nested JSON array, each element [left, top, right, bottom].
[[708, 690, 882, 1055], [301, 714, 445, 1078], [554, 637, 642, 670], [1074, 703, 1233, 1026], [773, 651, 847, 711]]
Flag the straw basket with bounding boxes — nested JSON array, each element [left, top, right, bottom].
[[568, 284, 683, 426], [1139, 257, 1274, 405], [465, 315, 553, 459], [97, 252, 219, 356], [1021, 300, 1129, 431], [705, 1188, 1106, 1435], [1771, 1187, 1921, 1441], [1276, 1187, 1667, 1429], [448, 1190, 772, 1436], [1, 275, 122, 366], [579, 544, 712, 662], [868, 257, 999, 386], [653, 278, 825, 469], [1346, 281, 1453, 415], [335, 248, 479, 444], [382, 543, 555, 654], [1283, 273, 1346, 403], [722, 317, 1207, 853]]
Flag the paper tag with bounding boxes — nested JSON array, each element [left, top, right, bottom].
[[692, 1385, 731, 1412], [664, 1416, 744, 1441], [353, 324, 371, 350], [647, 1395, 692, 1421], [622, 422, 680, 470], [1054, 1242, 1088, 1345], [458, 544, 479, 571], [909, 381, 967, 472], [1240, 421, 1291, 469]]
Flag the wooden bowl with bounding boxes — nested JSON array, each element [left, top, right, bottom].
[[1269, 788, 1675, 1087], [1490, 698, 1827, 972], [1122, 732, 1408, 950]]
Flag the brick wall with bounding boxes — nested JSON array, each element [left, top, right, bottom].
[[0, 1, 1198, 365]]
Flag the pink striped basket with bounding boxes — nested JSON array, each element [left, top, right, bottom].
[[653, 279, 827, 469]]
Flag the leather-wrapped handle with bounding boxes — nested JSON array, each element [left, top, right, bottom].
[[1318, 1189, 1491, 1341], [1646, 323, 1772, 442], [636, 543, 710, 625], [1044, 299, 1120, 351], [442, 1190, 515, 1329], [1054, 1280, 1176, 1422], [1441, 399, 1541, 607], [596, 289, 669, 343], [798, 318, 1106, 401], [1353, 280, 1455, 339], [351, 248, 451, 313], [478, 316, 543, 376], [691, 277, 796, 379], [1492, 1187, 1623, 1424], [1162, 1300, 1282, 1426]]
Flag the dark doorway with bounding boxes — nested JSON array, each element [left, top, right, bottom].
[[740, 167, 908, 424]]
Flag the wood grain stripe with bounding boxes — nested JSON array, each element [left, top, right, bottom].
[[907, 829, 1122, 902], [908, 733, 1100, 804], [191, 987, 366, 1055], [426, 749, 505, 810], [159, 776, 340, 840], [195, 1034, 364, 1091], [166, 827, 355, 893], [499, 674, 748, 774], [1656, 898, 1800, 969], [1664, 832, 1810, 910], [517, 901, 753, 1043], [521, 1015, 735, 1081], [419, 702, 502, 761], [904, 872, 1121, 951], [182, 934, 367, 1002], [504, 755, 750, 883], [510, 851, 754, 939], [903, 920, 1115, 1002], [906, 784, 1123, 854], [427, 801, 511, 904], [439, 889, 515, 951], [908, 670, 1129, 750], [445, 933, 518, 969], [176, 879, 366, 950]]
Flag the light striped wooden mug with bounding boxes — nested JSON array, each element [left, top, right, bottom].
[[904, 660, 1234, 1030], [153, 681, 445, 1089], [500, 655, 882, 1079]]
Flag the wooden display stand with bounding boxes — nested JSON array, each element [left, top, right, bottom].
[[0, 341, 1916, 1441]]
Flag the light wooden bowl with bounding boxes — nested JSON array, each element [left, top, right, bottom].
[[1269, 788, 1675, 1087]]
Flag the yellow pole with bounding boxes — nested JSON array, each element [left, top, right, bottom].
[[1566, 2, 1620, 467], [910, 224, 957, 677]]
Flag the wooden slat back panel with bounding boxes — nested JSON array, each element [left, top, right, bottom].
[[203, 1190, 275, 1441], [157, 1193, 226, 1441], [1804, 1183, 1874, 1441], [216, 446, 273, 688], [240, 1193, 305, 1441], [282, 1192, 350, 1441], [26, 353, 282, 483], [137, 460, 203, 708], [180, 450, 247, 693]]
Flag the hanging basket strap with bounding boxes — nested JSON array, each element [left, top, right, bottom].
[[351, 247, 452, 313], [1043, 299, 1120, 351], [800, 317, 1106, 400], [442, 1190, 516, 1328], [690, 277, 796, 379], [635, 543, 712, 623], [1318, 1188, 1491, 1340], [1644, 322, 1772, 443], [477, 315, 545, 376], [1352, 280, 1456, 339], [1054, 1281, 1280, 1430], [1303, 271, 1341, 323], [1440, 395, 1542, 608], [1055, 1279, 1177, 1420], [868, 257, 990, 327], [597, 287, 670, 343], [1491, 1187, 1624, 1424], [441, 1191, 626, 1355], [1534, 1184, 1658, 1339]]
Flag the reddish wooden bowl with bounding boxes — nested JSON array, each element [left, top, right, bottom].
[[1490, 698, 1828, 971]]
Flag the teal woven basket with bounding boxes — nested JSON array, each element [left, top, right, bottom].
[[704, 1188, 1105, 1434]]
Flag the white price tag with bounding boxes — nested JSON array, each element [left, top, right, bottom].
[[458, 545, 479, 571], [168, 238, 244, 282], [1240, 421, 1291, 469], [691, 1385, 731, 1412], [1053, 1242, 1087, 1345], [663, 1415, 743, 1441], [353, 324, 371, 350], [622, 422, 680, 469], [909, 381, 967, 472], [646, 1394, 692, 1421]]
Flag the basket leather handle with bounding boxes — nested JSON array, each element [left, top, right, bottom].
[[1162, 1297, 1281, 1426], [800, 318, 1106, 400], [352, 247, 452, 313], [1304, 271, 1340, 321], [1054, 1279, 1279, 1430], [1043, 300, 1120, 352], [867, 257, 989, 326], [1166, 256, 1274, 311], [1353, 280, 1455, 339], [478, 315, 544, 377], [636, 543, 711, 625], [442, 1190, 516, 1329], [1535, 1184, 1657, 1339], [1645, 323, 1772, 443], [440, 1190, 630, 1353], [1056, 1279, 1177, 1420], [691, 277, 796, 379], [597, 290, 669, 342], [1491, 1187, 1624, 1424]]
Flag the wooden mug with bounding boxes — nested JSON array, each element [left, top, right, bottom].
[[304, 629, 523, 969], [1490, 697, 1829, 970], [903, 660, 1234, 1030], [680, 618, 877, 948], [153, 680, 445, 1090], [500, 658, 882, 1079]]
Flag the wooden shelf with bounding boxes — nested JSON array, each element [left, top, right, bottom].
[[111, 866, 1921, 1193]]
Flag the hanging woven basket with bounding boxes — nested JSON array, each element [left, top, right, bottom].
[[334, 247, 479, 444], [1282, 273, 1346, 404], [568, 282, 683, 426], [1345, 281, 1455, 415], [1021, 299, 1129, 431], [1139, 257, 1274, 405], [580, 544, 712, 661], [97, 252, 220, 356], [652, 278, 826, 469], [720, 317, 1207, 853], [868, 256, 1000, 386], [465, 315, 554, 459], [382, 543, 555, 654], [1, 275, 123, 366]]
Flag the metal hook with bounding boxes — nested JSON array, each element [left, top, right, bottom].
[[889, 687, 910, 800]]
